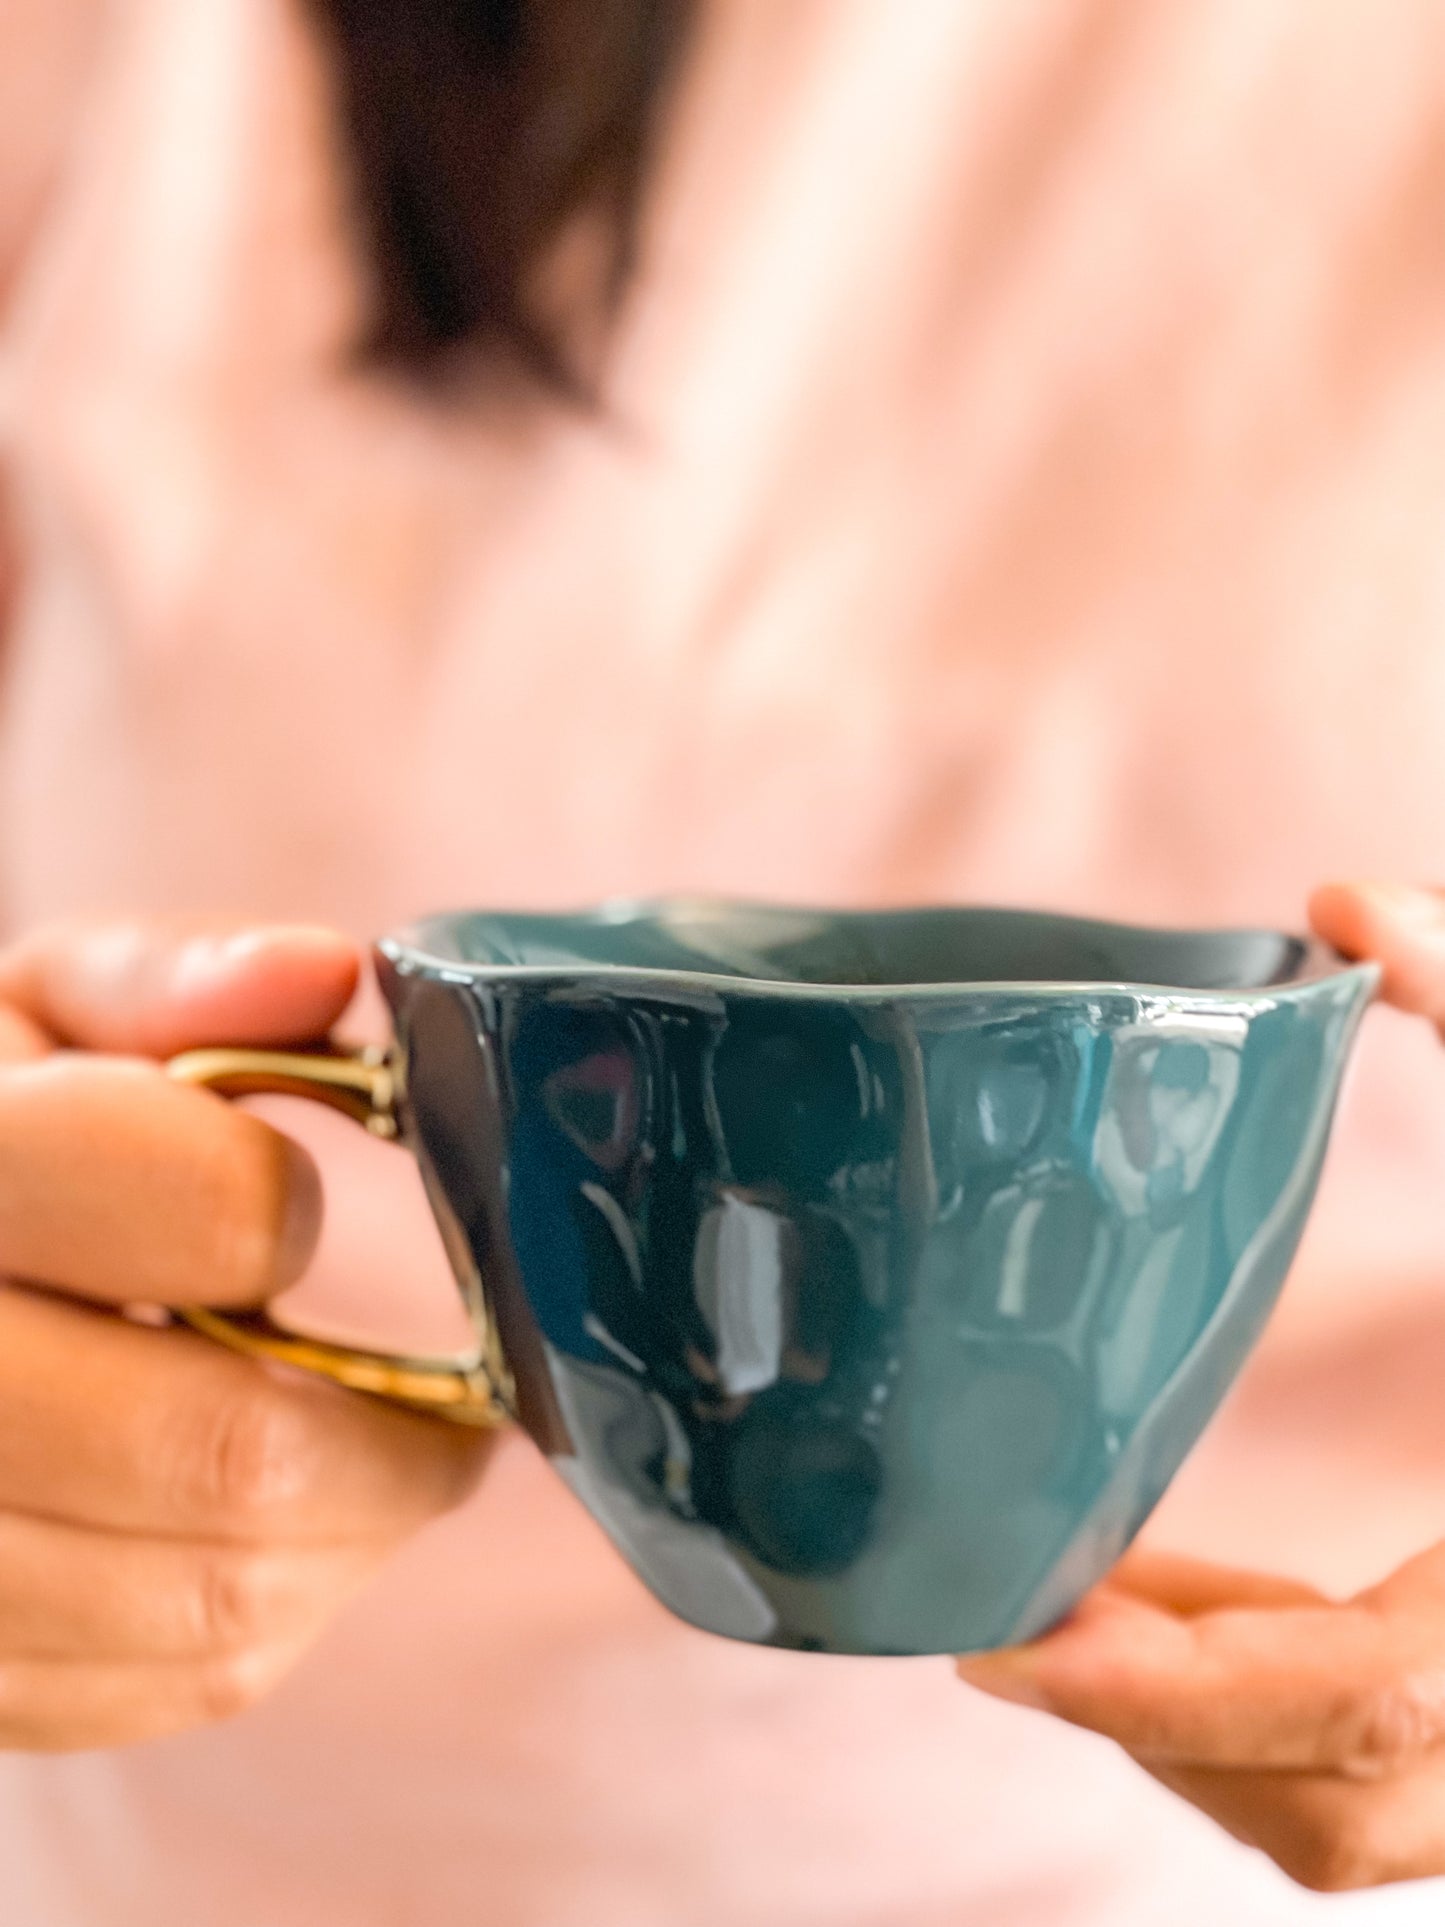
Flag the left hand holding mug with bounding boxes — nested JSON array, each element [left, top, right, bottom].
[[0, 918, 491, 1750], [959, 882, 1445, 1891]]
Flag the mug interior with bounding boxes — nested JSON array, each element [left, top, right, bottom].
[[395, 901, 1323, 993]]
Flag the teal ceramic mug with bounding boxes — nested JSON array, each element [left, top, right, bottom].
[[168, 902, 1377, 1656]]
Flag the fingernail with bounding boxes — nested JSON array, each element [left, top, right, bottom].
[[172, 927, 348, 995], [1357, 883, 1444, 927], [955, 1654, 1053, 1711], [213, 927, 352, 969], [275, 1136, 323, 1289]]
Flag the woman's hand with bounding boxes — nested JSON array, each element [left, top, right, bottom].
[[959, 881, 1445, 1892], [0, 919, 490, 1750]]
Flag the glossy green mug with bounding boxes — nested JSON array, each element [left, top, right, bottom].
[[169, 901, 1376, 1655]]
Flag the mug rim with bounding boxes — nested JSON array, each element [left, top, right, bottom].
[[376, 898, 1379, 1007]]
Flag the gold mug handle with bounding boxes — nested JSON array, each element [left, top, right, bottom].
[[165, 1046, 504, 1428]]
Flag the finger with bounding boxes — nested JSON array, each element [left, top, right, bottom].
[[0, 1510, 382, 1661], [1308, 883, 1445, 1023], [957, 1583, 1445, 1773], [1107, 1548, 1329, 1614], [0, 918, 360, 1057], [1148, 1757, 1445, 1892], [0, 1284, 491, 1541], [0, 1642, 314, 1751], [0, 1054, 320, 1305]]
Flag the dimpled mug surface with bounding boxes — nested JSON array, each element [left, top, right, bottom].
[[374, 902, 1376, 1656]]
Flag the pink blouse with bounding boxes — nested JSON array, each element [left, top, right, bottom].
[[3, 2, 1445, 1920]]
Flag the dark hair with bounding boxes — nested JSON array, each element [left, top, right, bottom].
[[309, 0, 696, 390]]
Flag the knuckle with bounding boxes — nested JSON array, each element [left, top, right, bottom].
[[186, 1386, 316, 1530], [1340, 1672, 1445, 1776], [194, 1644, 292, 1726], [191, 1549, 281, 1651]]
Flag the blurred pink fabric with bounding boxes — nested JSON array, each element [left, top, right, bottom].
[[4, 1, 1445, 1920]]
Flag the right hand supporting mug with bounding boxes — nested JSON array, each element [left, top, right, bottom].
[[169, 900, 1377, 1656]]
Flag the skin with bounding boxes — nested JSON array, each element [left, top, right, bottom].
[[0, 917, 491, 1750], [960, 880, 1445, 1893]]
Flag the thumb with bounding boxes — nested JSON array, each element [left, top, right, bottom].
[[0, 919, 361, 1058]]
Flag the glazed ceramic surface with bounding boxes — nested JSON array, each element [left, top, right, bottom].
[[375, 903, 1376, 1656]]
